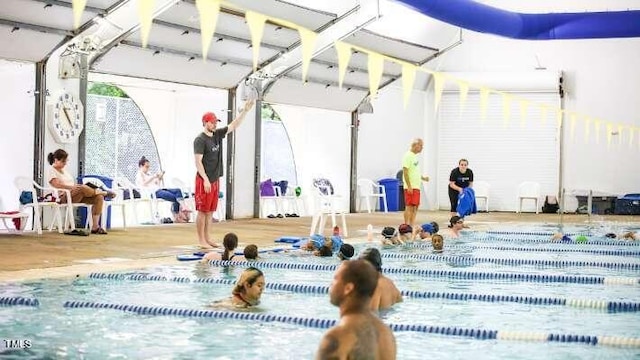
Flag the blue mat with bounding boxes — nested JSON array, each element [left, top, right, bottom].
[[275, 236, 305, 243]]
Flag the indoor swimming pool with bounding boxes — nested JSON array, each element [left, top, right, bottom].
[[1, 231, 639, 359]]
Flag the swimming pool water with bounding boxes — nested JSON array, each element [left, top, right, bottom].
[[2, 236, 639, 359]]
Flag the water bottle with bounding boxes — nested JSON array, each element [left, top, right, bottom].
[[367, 224, 373, 242]]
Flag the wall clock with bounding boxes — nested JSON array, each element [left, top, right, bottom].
[[48, 91, 84, 144]]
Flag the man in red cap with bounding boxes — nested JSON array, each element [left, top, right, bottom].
[[193, 100, 255, 248]]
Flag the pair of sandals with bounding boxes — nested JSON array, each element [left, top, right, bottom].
[[91, 227, 108, 235], [266, 213, 300, 218]]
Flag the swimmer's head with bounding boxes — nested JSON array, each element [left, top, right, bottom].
[[431, 234, 444, 251], [358, 247, 382, 272]]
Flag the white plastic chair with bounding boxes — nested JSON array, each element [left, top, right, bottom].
[[473, 181, 491, 212], [309, 182, 348, 237], [517, 181, 541, 214], [259, 180, 280, 218], [82, 177, 128, 230], [357, 178, 387, 213], [14, 176, 64, 234], [116, 176, 156, 224]]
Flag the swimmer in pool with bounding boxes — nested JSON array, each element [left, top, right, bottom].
[[209, 267, 265, 309]]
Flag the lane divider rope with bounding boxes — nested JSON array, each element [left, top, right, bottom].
[[469, 236, 640, 246], [405, 243, 640, 257], [379, 253, 640, 270], [62, 301, 640, 347], [0, 296, 39, 307], [204, 260, 640, 286], [86, 273, 640, 312]]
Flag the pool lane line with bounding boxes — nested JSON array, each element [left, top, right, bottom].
[[201, 260, 640, 286], [0, 296, 39, 307], [404, 242, 640, 257], [86, 273, 640, 312], [379, 252, 640, 270], [62, 301, 640, 348]]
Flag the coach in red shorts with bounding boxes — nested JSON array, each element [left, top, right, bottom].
[[193, 100, 255, 248]]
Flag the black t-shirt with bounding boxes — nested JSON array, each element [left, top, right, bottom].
[[193, 127, 228, 181], [449, 168, 474, 188]]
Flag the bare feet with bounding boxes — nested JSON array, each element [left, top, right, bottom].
[[205, 239, 221, 248]]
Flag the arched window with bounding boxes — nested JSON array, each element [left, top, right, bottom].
[[260, 103, 298, 189], [84, 83, 161, 182]]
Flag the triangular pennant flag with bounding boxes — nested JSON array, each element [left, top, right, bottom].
[[501, 93, 511, 127], [138, 0, 155, 48], [617, 124, 624, 145], [401, 63, 416, 108], [569, 112, 577, 142], [334, 41, 352, 89], [479, 87, 490, 123], [583, 116, 591, 144], [195, 0, 221, 60], [432, 72, 445, 113], [458, 81, 469, 115], [519, 99, 529, 127], [606, 123, 613, 148], [367, 52, 384, 97], [72, 0, 87, 29], [298, 28, 317, 82], [594, 119, 601, 145], [246, 11, 267, 71]]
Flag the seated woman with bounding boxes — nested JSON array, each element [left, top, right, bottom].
[[46, 149, 109, 235], [209, 267, 265, 309], [203, 233, 240, 261], [135, 156, 188, 223]]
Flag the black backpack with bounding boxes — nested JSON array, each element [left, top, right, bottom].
[[542, 196, 559, 214]]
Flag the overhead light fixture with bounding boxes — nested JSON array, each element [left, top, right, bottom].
[[11, 26, 19, 33]]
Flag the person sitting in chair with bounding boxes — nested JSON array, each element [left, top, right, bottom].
[[46, 149, 111, 235], [135, 156, 189, 223]]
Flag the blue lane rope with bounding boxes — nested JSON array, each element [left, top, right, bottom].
[[470, 235, 640, 246], [86, 273, 640, 312], [0, 296, 39, 307], [62, 301, 640, 347], [206, 260, 640, 285], [486, 231, 592, 236], [379, 253, 640, 270], [405, 243, 640, 257]]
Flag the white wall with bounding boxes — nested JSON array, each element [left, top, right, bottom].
[[434, 31, 640, 197], [0, 60, 35, 211], [271, 104, 351, 212], [357, 85, 435, 209]]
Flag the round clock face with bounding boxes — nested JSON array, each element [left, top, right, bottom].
[[49, 91, 84, 144]]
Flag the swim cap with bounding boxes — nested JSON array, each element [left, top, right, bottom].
[[338, 244, 355, 260], [310, 234, 325, 249], [561, 235, 573, 243], [381, 227, 396, 239], [398, 223, 413, 234], [421, 223, 434, 234], [575, 235, 588, 243], [358, 248, 382, 272]]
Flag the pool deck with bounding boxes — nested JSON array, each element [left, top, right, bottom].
[[1, 210, 637, 282]]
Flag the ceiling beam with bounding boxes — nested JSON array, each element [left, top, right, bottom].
[[119, 40, 253, 67], [32, 0, 105, 13], [0, 18, 71, 36], [283, 73, 369, 92]]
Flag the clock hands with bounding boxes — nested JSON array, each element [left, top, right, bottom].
[[62, 107, 74, 128]]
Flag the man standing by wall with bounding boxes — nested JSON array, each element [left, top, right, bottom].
[[402, 138, 429, 227], [194, 100, 255, 248]]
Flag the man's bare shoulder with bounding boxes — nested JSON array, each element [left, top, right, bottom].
[[316, 326, 350, 360]]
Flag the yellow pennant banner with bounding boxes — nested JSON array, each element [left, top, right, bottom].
[[298, 28, 317, 82], [432, 72, 445, 113], [479, 87, 490, 123], [72, 0, 87, 29], [401, 63, 416, 109], [245, 11, 267, 70], [367, 53, 384, 97], [502, 94, 511, 127], [138, 0, 155, 48], [583, 116, 591, 144], [519, 100, 529, 127], [334, 41, 352, 89], [617, 124, 624, 145], [569, 112, 577, 142], [458, 81, 469, 115], [196, 0, 221, 60]]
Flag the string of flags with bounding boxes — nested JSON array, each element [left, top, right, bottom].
[[71, 0, 639, 148]]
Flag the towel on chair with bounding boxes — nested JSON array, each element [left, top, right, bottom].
[[456, 187, 477, 217]]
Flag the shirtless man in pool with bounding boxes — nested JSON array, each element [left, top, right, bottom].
[[316, 260, 397, 360]]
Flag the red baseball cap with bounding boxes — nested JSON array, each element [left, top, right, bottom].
[[202, 112, 220, 124]]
